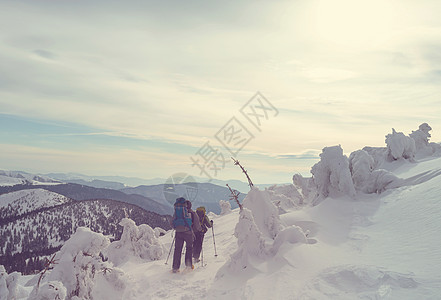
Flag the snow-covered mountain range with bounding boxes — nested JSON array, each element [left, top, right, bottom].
[[0, 170, 60, 186], [0, 171, 247, 215]]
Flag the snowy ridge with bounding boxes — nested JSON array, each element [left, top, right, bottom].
[[0, 189, 71, 220], [0, 170, 60, 186]]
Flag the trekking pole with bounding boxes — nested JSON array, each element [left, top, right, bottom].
[[211, 224, 218, 257], [201, 243, 204, 266], [165, 231, 175, 265]]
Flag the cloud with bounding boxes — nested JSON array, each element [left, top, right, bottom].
[[275, 150, 322, 160], [302, 67, 358, 83], [1, 0, 441, 182], [33, 49, 57, 60]]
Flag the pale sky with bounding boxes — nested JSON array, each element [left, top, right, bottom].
[[1, 0, 441, 184]]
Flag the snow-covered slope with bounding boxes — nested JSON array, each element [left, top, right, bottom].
[[2, 124, 441, 300], [0, 188, 71, 219], [120, 157, 441, 299]]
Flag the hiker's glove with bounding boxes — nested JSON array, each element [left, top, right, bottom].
[[210, 220, 213, 225]]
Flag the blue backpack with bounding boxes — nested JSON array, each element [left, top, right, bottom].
[[172, 197, 192, 229]]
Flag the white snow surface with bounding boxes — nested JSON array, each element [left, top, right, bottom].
[[113, 155, 441, 300], [0, 189, 71, 215], [4, 125, 441, 300]]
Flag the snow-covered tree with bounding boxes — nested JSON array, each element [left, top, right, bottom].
[[216, 208, 269, 277], [410, 123, 441, 157], [153, 227, 167, 238], [45, 227, 125, 300], [266, 184, 303, 212], [219, 200, 232, 215], [0, 265, 8, 300], [0, 265, 23, 300], [385, 128, 416, 161], [6, 271, 19, 300], [107, 218, 165, 266], [293, 173, 317, 203], [29, 281, 67, 300], [349, 149, 402, 194], [311, 145, 356, 200], [242, 188, 282, 239], [349, 150, 375, 192]]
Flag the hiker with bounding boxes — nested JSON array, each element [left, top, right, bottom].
[[186, 200, 203, 235], [193, 206, 213, 263], [171, 197, 201, 273]]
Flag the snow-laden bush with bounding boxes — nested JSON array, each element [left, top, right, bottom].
[[293, 173, 317, 202], [107, 218, 165, 266], [349, 150, 374, 192], [0, 265, 8, 300], [46, 227, 125, 300], [366, 169, 402, 193], [349, 149, 402, 193], [233, 208, 269, 259], [242, 188, 282, 239], [216, 208, 269, 277], [154, 227, 167, 238], [362, 146, 388, 169], [385, 128, 416, 161], [271, 225, 308, 254], [0, 265, 23, 300], [219, 200, 232, 215], [29, 281, 67, 300], [410, 123, 441, 158], [266, 184, 303, 212], [217, 200, 308, 279], [6, 272, 20, 300], [311, 145, 356, 199]]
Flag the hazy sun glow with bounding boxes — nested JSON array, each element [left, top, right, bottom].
[[311, 0, 398, 49]]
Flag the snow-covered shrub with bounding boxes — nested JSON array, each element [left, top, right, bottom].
[[266, 184, 303, 212], [217, 207, 308, 280], [293, 174, 317, 202], [1, 265, 8, 300], [410, 123, 441, 158], [366, 169, 402, 194], [349, 150, 375, 192], [234, 208, 268, 259], [362, 146, 388, 169], [219, 200, 232, 215], [217, 208, 269, 277], [385, 128, 416, 161], [153, 227, 167, 238], [107, 218, 164, 266], [6, 272, 19, 300], [46, 227, 125, 300], [29, 281, 67, 300], [271, 225, 308, 254], [349, 149, 402, 193], [0, 265, 22, 300], [243, 188, 282, 239], [311, 145, 356, 199]]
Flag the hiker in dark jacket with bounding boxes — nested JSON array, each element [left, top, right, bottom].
[[171, 199, 202, 273], [193, 206, 213, 262]]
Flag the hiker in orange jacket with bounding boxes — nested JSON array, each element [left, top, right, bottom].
[[193, 206, 212, 263]]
